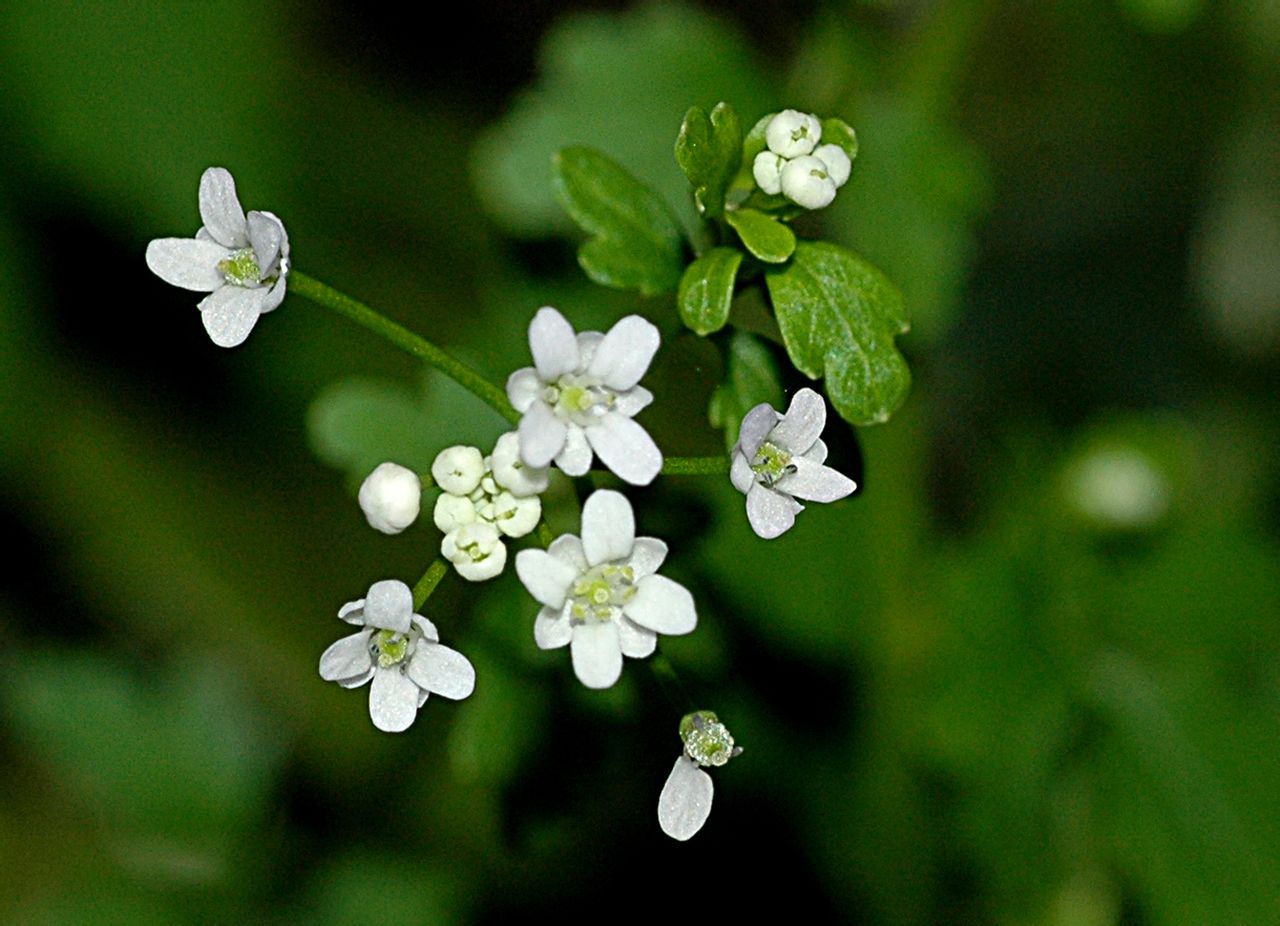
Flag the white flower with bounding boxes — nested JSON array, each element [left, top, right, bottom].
[[730, 387, 857, 539], [358, 462, 422, 535], [751, 111, 852, 211], [658, 711, 741, 841], [514, 489, 695, 689], [506, 307, 662, 486], [318, 579, 475, 733], [145, 167, 289, 347]]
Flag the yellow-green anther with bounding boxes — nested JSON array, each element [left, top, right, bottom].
[[751, 441, 793, 487], [218, 248, 262, 287], [679, 711, 739, 768], [374, 629, 410, 668]]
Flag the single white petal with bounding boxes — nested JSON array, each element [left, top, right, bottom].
[[547, 534, 588, 573], [658, 756, 714, 841], [627, 537, 667, 578], [554, 423, 593, 476], [199, 285, 267, 348], [775, 456, 856, 502], [613, 385, 654, 417], [256, 209, 289, 266], [246, 210, 283, 277], [617, 618, 657, 658], [368, 668, 420, 732], [746, 483, 802, 539], [528, 306, 580, 380], [625, 574, 697, 635], [803, 438, 828, 465], [491, 430, 549, 496], [198, 167, 248, 248], [737, 403, 780, 458], [338, 599, 365, 624], [576, 331, 604, 368], [771, 388, 827, 453], [515, 548, 576, 609], [145, 238, 228, 292], [362, 579, 413, 632], [506, 367, 542, 413], [259, 275, 287, 313], [730, 450, 755, 494], [417, 689, 430, 709], [411, 614, 439, 642], [534, 605, 572, 649], [519, 401, 567, 468], [407, 643, 475, 700], [581, 489, 635, 566], [586, 315, 660, 390], [570, 621, 623, 689], [336, 667, 374, 689], [585, 413, 662, 486], [319, 630, 373, 681]]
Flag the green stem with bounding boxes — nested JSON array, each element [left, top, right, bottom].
[[661, 455, 729, 475], [412, 558, 449, 610], [290, 270, 520, 425]]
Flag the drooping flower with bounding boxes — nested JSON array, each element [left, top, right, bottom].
[[506, 307, 662, 486], [658, 711, 742, 841], [145, 167, 289, 347], [358, 462, 422, 535], [750, 110, 852, 210], [730, 387, 857, 539], [514, 489, 695, 689], [318, 579, 475, 733]]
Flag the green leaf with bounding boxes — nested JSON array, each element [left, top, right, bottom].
[[725, 208, 796, 263], [820, 116, 859, 161], [708, 330, 784, 452], [765, 241, 911, 426], [552, 146, 687, 295], [734, 112, 775, 191], [677, 247, 743, 335], [675, 102, 742, 218]]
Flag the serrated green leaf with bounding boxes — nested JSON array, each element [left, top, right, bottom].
[[677, 247, 742, 335], [675, 102, 742, 218], [725, 208, 796, 263], [765, 241, 910, 426], [708, 330, 784, 452], [552, 146, 686, 295]]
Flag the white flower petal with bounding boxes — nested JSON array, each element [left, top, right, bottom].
[[362, 579, 413, 632], [336, 668, 374, 689], [658, 755, 714, 841], [730, 451, 754, 494], [491, 430, 549, 496], [746, 483, 802, 539], [554, 423, 593, 476], [259, 276, 287, 313], [581, 489, 635, 566], [407, 643, 475, 700], [625, 574, 697, 635], [519, 401, 567, 468], [618, 618, 657, 658], [246, 210, 284, 277], [547, 534, 588, 572], [613, 385, 654, 417], [570, 621, 623, 689], [586, 315, 660, 390], [534, 605, 572, 649], [506, 367, 542, 413], [145, 238, 229, 292], [627, 537, 668, 578], [585, 413, 662, 486], [411, 614, 439, 642], [198, 285, 267, 348], [515, 549, 576, 609], [737, 403, 780, 458], [803, 438, 828, 465], [198, 167, 248, 248], [368, 667, 420, 732], [576, 331, 604, 368], [772, 388, 827, 453], [529, 306, 580, 380], [775, 456, 856, 502], [338, 599, 364, 624], [319, 629, 374, 681]]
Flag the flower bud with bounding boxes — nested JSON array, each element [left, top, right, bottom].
[[431, 445, 484, 496], [813, 143, 852, 188], [752, 151, 785, 195], [358, 462, 422, 535], [433, 493, 477, 533], [780, 155, 837, 210], [442, 521, 507, 581], [491, 491, 541, 538], [765, 109, 821, 158], [491, 431, 549, 497]]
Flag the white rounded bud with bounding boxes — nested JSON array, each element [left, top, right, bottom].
[[752, 151, 785, 195], [491, 491, 541, 538], [813, 143, 851, 188], [433, 493, 477, 533], [442, 521, 507, 581], [765, 109, 821, 159], [491, 431, 549, 497], [358, 462, 422, 535], [780, 155, 838, 210], [431, 445, 484, 495]]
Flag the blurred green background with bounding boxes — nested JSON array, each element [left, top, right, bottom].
[[1, 1, 1278, 922]]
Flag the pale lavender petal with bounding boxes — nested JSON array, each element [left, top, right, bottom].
[[362, 579, 413, 632], [775, 456, 856, 502], [198, 285, 267, 348], [515, 549, 576, 609], [570, 621, 623, 689], [613, 385, 654, 417], [745, 482, 802, 539], [534, 605, 572, 649], [254, 209, 288, 274], [145, 238, 228, 292], [585, 413, 662, 486], [519, 401, 567, 467], [554, 423, 593, 476], [336, 667, 374, 689], [730, 451, 755, 494], [803, 438, 828, 465], [625, 574, 697, 635], [506, 367, 542, 413], [407, 643, 475, 700], [581, 489, 635, 566], [738, 403, 780, 457], [658, 756, 713, 841], [246, 210, 283, 277], [529, 307, 580, 380], [586, 315, 660, 390], [771, 387, 826, 453], [319, 629, 373, 681], [198, 167, 248, 248], [411, 614, 439, 642], [627, 537, 667, 578], [259, 276, 287, 313], [618, 618, 657, 658], [338, 599, 365, 624], [576, 331, 604, 368], [369, 668, 420, 732], [547, 534, 588, 573]]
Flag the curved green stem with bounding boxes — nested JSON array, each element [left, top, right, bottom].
[[290, 270, 520, 425], [661, 455, 729, 475], [412, 558, 449, 610]]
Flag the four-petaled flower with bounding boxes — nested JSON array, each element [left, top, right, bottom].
[[658, 711, 742, 841], [515, 489, 695, 689], [507, 307, 662, 486], [731, 387, 857, 539], [318, 579, 475, 732], [145, 167, 289, 347]]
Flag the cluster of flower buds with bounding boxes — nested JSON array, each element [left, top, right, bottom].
[[752, 109, 852, 210]]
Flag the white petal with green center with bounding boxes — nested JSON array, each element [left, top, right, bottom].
[[198, 285, 266, 348], [570, 620, 622, 689], [626, 537, 668, 578], [534, 605, 572, 649], [554, 423, 592, 476], [529, 306, 580, 380], [658, 756, 713, 841], [519, 400, 567, 468], [515, 549, 576, 609], [775, 456, 856, 503], [362, 579, 413, 632], [771, 388, 827, 453], [145, 238, 230, 292], [625, 574, 696, 635], [368, 667, 420, 733], [745, 483, 802, 539], [198, 167, 248, 248], [581, 489, 635, 566], [407, 643, 476, 700], [586, 315, 660, 390], [585, 413, 662, 487], [319, 629, 374, 681]]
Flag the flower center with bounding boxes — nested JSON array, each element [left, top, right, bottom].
[[569, 563, 637, 623], [750, 441, 795, 488], [218, 247, 262, 287], [371, 628, 412, 668], [542, 374, 616, 426], [680, 711, 738, 768]]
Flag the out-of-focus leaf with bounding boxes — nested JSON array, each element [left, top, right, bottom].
[[447, 647, 546, 787], [708, 331, 783, 452], [819, 117, 859, 162], [552, 147, 686, 295], [677, 247, 742, 335], [675, 102, 742, 218], [725, 208, 796, 263], [765, 241, 911, 426], [304, 852, 463, 926]]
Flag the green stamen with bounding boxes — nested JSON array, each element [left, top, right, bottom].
[[373, 629, 409, 668], [750, 441, 793, 487], [217, 247, 262, 287]]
